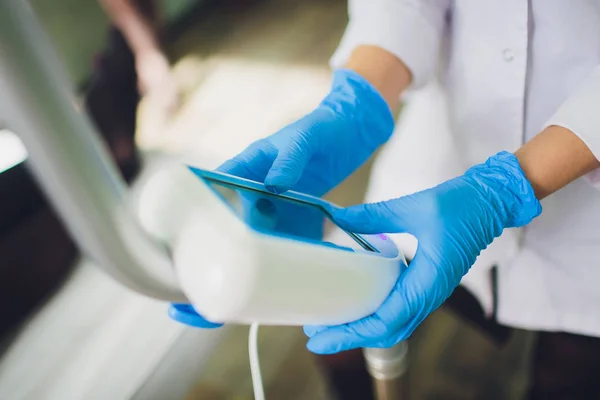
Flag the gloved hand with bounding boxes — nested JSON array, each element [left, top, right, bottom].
[[217, 68, 395, 243], [218, 68, 395, 196], [168, 304, 223, 328], [170, 69, 394, 328], [304, 152, 542, 354]]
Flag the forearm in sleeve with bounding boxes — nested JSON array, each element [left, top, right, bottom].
[[515, 66, 600, 199], [332, 0, 451, 108]]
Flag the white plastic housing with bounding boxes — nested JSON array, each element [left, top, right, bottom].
[[137, 164, 406, 326]]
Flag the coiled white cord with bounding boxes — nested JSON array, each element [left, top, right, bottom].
[[249, 323, 265, 400]]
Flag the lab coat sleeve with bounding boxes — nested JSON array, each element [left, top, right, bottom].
[[544, 66, 600, 188], [330, 0, 450, 89]]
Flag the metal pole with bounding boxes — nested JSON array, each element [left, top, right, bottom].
[[364, 342, 410, 400], [0, 0, 185, 302]]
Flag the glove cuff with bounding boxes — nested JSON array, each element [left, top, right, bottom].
[[465, 151, 542, 228], [322, 69, 396, 148]]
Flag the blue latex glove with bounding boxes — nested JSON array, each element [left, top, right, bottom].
[[218, 68, 395, 196], [170, 69, 394, 328], [304, 152, 542, 354], [168, 304, 223, 328]]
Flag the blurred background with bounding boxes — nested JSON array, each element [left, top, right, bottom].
[[0, 0, 534, 399]]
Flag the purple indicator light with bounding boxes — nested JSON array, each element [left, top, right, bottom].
[[377, 234, 388, 241]]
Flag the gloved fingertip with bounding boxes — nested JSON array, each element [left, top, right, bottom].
[[331, 206, 365, 231], [214, 159, 257, 181], [305, 327, 360, 354], [264, 173, 294, 194], [331, 207, 350, 222], [303, 325, 328, 338], [306, 338, 336, 355], [215, 159, 237, 174], [214, 141, 277, 181], [306, 336, 350, 355], [333, 201, 412, 235], [264, 183, 285, 194], [168, 304, 224, 329], [264, 144, 309, 192]]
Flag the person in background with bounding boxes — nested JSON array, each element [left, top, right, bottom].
[[98, 0, 180, 113], [174, 1, 600, 398], [85, 0, 180, 183]]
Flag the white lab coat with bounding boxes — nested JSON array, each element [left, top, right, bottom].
[[332, 0, 600, 337]]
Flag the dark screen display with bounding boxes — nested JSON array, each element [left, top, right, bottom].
[[203, 178, 375, 252]]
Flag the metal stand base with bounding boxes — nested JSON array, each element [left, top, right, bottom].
[[363, 341, 409, 400]]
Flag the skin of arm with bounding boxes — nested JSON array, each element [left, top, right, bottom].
[[515, 125, 600, 199], [344, 45, 600, 200], [344, 45, 412, 112], [98, 0, 161, 57], [99, 0, 181, 110]]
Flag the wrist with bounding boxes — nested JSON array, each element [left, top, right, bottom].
[[464, 151, 542, 229], [515, 125, 600, 199], [344, 45, 412, 110], [135, 48, 167, 65], [321, 69, 396, 147]]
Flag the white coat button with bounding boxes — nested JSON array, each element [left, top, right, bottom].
[[503, 49, 515, 62]]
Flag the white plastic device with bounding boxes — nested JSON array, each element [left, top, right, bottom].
[[137, 162, 406, 326]]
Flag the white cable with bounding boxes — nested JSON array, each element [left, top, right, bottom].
[[249, 323, 265, 400]]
